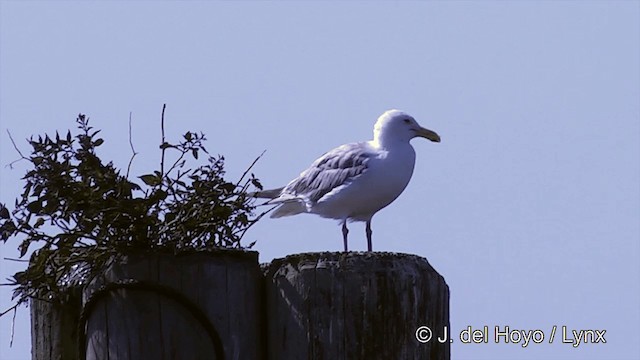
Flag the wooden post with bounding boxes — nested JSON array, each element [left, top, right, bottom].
[[30, 288, 82, 360], [81, 250, 265, 360], [263, 252, 450, 360]]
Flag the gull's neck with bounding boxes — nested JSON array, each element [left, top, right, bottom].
[[369, 135, 410, 151]]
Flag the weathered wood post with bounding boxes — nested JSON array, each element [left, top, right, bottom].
[[80, 249, 265, 360], [263, 252, 450, 360], [30, 288, 82, 360]]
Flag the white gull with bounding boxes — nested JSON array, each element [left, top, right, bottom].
[[255, 109, 440, 252]]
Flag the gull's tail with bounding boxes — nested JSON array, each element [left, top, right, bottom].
[[249, 187, 284, 199], [249, 187, 307, 218], [269, 201, 306, 218]]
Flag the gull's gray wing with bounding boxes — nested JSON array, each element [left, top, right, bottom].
[[282, 142, 374, 204]]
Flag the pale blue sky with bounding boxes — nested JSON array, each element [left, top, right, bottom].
[[1, 2, 638, 359]]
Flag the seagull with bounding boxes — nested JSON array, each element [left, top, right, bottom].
[[254, 109, 440, 252]]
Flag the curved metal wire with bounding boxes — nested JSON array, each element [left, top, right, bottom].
[[78, 279, 225, 360]]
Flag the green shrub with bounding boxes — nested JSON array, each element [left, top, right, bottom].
[[0, 109, 264, 308]]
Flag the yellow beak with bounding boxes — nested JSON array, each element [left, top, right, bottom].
[[415, 127, 441, 142]]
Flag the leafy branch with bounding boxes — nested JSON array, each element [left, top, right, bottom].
[[0, 109, 265, 311]]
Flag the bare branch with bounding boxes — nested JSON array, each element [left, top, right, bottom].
[[236, 150, 266, 187], [165, 155, 187, 180], [126, 112, 138, 178], [0, 302, 20, 319], [9, 306, 17, 347], [5, 130, 28, 169], [234, 205, 275, 241], [160, 104, 167, 177]]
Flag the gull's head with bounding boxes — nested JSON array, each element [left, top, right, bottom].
[[373, 109, 440, 147]]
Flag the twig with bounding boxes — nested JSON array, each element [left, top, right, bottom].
[[235, 205, 275, 242], [9, 304, 16, 347], [236, 150, 266, 187], [160, 104, 167, 177], [126, 112, 138, 178], [5, 130, 28, 169], [165, 156, 186, 180], [0, 302, 19, 318], [2, 258, 28, 262]]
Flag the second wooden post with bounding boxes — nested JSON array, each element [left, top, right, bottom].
[[263, 252, 450, 360]]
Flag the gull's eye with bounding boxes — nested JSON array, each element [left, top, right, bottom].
[[403, 119, 411, 124]]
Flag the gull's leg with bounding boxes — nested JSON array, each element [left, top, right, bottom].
[[342, 222, 349, 252], [366, 220, 373, 252]]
